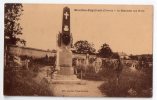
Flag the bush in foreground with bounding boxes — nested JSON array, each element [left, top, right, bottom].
[[4, 69, 53, 96], [99, 66, 152, 97]]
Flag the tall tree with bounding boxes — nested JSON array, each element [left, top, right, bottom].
[[4, 3, 26, 46], [98, 43, 113, 58], [74, 40, 96, 54]]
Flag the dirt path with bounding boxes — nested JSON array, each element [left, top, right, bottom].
[[34, 66, 106, 97], [50, 80, 105, 97]]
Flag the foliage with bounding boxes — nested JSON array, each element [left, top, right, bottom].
[[129, 54, 138, 60], [76, 64, 102, 80], [74, 40, 96, 54], [111, 52, 120, 59], [98, 57, 123, 79], [4, 70, 53, 96], [99, 65, 152, 97], [129, 54, 152, 62], [4, 56, 55, 96], [4, 3, 26, 46], [20, 55, 56, 66], [97, 43, 113, 58]]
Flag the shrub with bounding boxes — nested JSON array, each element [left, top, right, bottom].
[[99, 66, 152, 97], [76, 64, 102, 80], [4, 70, 53, 96]]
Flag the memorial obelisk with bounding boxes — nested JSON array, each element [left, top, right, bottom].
[[57, 6, 73, 75], [54, 7, 79, 82]]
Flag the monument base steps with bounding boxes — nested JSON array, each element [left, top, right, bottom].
[[44, 74, 86, 85], [58, 67, 74, 75]]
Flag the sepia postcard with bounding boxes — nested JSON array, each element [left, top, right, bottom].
[[4, 4, 153, 97]]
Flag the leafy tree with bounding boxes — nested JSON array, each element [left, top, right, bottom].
[[98, 43, 113, 58], [111, 52, 120, 59], [74, 40, 96, 54], [129, 54, 138, 60], [4, 3, 26, 46]]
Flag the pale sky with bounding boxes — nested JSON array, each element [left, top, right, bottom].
[[20, 4, 153, 55]]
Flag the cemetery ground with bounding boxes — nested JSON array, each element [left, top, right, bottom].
[[34, 66, 105, 97], [4, 59, 152, 97]]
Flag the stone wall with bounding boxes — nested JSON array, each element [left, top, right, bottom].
[[7, 45, 56, 58]]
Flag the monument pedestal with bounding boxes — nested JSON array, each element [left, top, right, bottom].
[[47, 49, 84, 84], [57, 48, 74, 75], [58, 67, 74, 75]]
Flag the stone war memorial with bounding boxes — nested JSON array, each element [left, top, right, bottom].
[[46, 7, 82, 84], [56, 7, 74, 75], [4, 4, 153, 97]]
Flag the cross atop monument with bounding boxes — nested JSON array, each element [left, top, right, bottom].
[[62, 7, 70, 34], [58, 6, 72, 48], [64, 12, 69, 20]]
